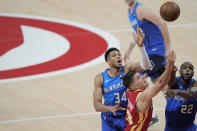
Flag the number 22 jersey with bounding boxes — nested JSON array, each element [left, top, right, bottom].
[[165, 76, 197, 130]]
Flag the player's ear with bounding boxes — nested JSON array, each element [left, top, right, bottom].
[[191, 70, 194, 77], [106, 58, 110, 65], [179, 69, 181, 76]]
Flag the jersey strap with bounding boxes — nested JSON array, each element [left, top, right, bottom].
[[177, 76, 195, 90], [128, 2, 148, 31]]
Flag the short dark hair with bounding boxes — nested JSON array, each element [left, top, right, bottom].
[[122, 70, 137, 89], [180, 62, 194, 70], [104, 48, 120, 62]]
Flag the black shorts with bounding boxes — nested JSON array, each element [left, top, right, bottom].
[[146, 54, 166, 81]]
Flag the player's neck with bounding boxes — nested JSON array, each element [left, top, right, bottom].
[[180, 77, 192, 88], [108, 67, 121, 77], [128, 0, 136, 9], [129, 0, 136, 15], [129, 86, 143, 92]]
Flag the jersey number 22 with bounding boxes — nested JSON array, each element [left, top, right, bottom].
[[181, 104, 193, 114]]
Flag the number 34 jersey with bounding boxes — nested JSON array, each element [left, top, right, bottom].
[[102, 66, 128, 116], [165, 76, 197, 128]]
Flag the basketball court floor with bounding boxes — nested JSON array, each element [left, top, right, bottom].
[[0, 0, 197, 130]]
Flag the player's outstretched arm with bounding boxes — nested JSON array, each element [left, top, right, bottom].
[[93, 74, 126, 115], [164, 65, 179, 94], [136, 5, 171, 57], [166, 82, 197, 100], [167, 65, 178, 89], [136, 50, 176, 112], [124, 40, 136, 64], [124, 26, 151, 74]]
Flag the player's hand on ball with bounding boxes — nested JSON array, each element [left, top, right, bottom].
[[133, 26, 145, 47]]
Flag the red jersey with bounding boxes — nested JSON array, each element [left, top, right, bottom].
[[125, 89, 153, 131]]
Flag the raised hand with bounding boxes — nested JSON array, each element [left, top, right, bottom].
[[166, 49, 176, 68], [132, 26, 145, 47]]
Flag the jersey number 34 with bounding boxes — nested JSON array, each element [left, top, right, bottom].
[[114, 92, 127, 103]]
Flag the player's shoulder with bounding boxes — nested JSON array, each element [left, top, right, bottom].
[[94, 73, 103, 81], [136, 3, 152, 15], [136, 3, 147, 11], [136, 3, 152, 20], [128, 89, 141, 97], [94, 73, 103, 85], [192, 80, 197, 87]]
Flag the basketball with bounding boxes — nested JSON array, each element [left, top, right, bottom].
[[160, 2, 180, 22]]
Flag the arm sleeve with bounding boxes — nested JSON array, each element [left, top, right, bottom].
[[139, 46, 151, 70]]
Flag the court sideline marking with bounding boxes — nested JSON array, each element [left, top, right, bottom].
[[0, 108, 164, 125]]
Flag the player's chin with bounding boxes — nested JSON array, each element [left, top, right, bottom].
[[116, 62, 122, 67], [183, 76, 192, 80], [116, 65, 122, 68]]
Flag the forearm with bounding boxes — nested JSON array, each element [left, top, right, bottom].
[[158, 65, 173, 87], [127, 41, 136, 54], [175, 87, 197, 99], [175, 90, 193, 99], [139, 46, 151, 70], [159, 21, 171, 51], [150, 66, 173, 97], [168, 71, 177, 88], [94, 102, 112, 113]]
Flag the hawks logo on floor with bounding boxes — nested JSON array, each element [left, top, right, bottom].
[[0, 14, 119, 83]]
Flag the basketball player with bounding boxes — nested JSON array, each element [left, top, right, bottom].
[[164, 62, 197, 131], [124, 0, 172, 125], [122, 50, 176, 131], [93, 26, 151, 131]]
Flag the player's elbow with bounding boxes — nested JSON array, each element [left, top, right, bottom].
[[94, 105, 99, 112], [94, 107, 100, 112], [93, 102, 101, 112], [140, 58, 151, 71], [141, 62, 151, 70]]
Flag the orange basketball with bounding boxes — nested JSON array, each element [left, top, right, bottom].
[[160, 2, 180, 22]]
